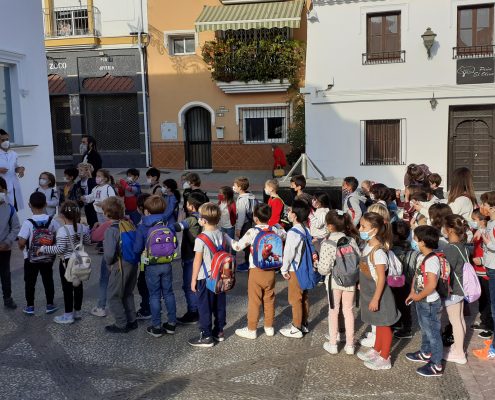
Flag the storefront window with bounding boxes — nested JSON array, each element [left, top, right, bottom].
[[0, 64, 13, 138]]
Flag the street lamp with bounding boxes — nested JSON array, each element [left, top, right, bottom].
[[421, 28, 437, 58]]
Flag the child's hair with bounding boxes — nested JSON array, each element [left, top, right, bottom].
[[367, 203, 390, 221], [410, 190, 428, 202], [391, 220, 411, 246], [370, 183, 391, 203], [144, 195, 166, 214], [39, 171, 56, 188], [361, 212, 389, 248], [265, 179, 279, 191], [416, 214, 427, 226], [406, 164, 428, 183], [448, 167, 477, 207], [59, 200, 81, 232], [146, 167, 160, 179], [64, 167, 79, 181], [102, 197, 125, 220], [77, 162, 94, 175], [186, 172, 201, 187], [234, 176, 250, 191], [406, 184, 427, 198], [137, 193, 151, 214], [291, 199, 310, 223], [313, 192, 330, 208], [199, 202, 221, 225], [343, 176, 359, 192], [480, 191, 495, 207], [126, 168, 140, 178], [290, 174, 306, 190], [428, 203, 453, 230], [219, 186, 235, 205], [472, 208, 489, 222], [443, 214, 469, 242], [163, 178, 181, 203], [0, 176, 7, 191], [29, 191, 47, 209], [325, 210, 359, 241], [361, 180, 374, 190], [414, 225, 440, 250], [428, 173, 442, 187], [254, 203, 272, 223], [96, 169, 112, 184], [187, 192, 207, 211]]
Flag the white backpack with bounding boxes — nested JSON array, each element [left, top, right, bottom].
[[63, 226, 92, 287]]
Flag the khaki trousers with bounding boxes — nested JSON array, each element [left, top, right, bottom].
[[247, 268, 276, 330], [288, 271, 309, 329]]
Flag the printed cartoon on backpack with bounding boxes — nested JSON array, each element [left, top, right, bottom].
[[252, 227, 284, 270], [28, 217, 56, 263], [141, 221, 178, 269], [198, 233, 235, 293]]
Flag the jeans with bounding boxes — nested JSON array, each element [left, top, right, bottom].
[[196, 279, 226, 337], [487, 268, 495, 349], [59, 260, 83, 313], [182, 259, 197, 313], [221, 227, 235, 240], [416, 299, 443, 366], [137, 270, 150, 314], [145, 263, 177, 327], [97, 258, 109, 309], [0, 251, 12, 300]]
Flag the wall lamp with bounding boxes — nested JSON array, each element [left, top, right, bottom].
[[421, 28, 437, 58]]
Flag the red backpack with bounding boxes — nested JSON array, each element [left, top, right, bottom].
[[198, 233, 235, 294]]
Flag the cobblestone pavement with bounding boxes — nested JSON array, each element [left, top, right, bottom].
[[0, 246, 492, 400]]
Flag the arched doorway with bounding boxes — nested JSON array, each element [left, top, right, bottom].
[[185, 106, 212, 169]]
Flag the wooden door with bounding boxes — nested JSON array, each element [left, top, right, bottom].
[[185, 107, 212, 169]]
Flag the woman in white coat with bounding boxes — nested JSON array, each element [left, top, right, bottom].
[[0, 130, 25, 210]]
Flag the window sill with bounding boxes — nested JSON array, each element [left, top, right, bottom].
[[362, 51, 406, 65], [217, 79, 291, 94]]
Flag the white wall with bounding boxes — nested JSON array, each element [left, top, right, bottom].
[[1, 0, 55, 221]]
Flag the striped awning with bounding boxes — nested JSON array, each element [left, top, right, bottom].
[[195, 0, 305, 32]]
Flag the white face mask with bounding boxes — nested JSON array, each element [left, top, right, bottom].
[[39, 178, 48, 186], [79, 143, 88, 154], [161, 187, 168, 194], [127, 176, 134, 183], [147, 178, 152, 185], [0, 140, 10, 150], [0, 192, 5, 203], [264, 189, 271, 196], [183, 182, 191, 190], [63, 177, 69, 182], [232, 185, 238, 193]]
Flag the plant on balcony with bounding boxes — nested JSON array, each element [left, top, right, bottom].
[[201, 36, 305, 86]]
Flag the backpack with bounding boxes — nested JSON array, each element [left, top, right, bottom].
[[118, 220, 140, 265], [245, 197, 259, 224], [252, 227, 284, 271], [198, 233, 235, 294], [386, 250, 405, 288], [326, 236, 360, 287], [452, 245, 481, 303], [419, 252, 452, 298], [63, 225, 92, 287], [346, 196, 367, 222], [141, 221, 178, 268], [27, 217, 56, 263], [395, 248, 420, 284], [290, 227, 318, 290]]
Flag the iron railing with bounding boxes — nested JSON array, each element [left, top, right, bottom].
[[238, 106, 290, 144], [453, 45, 495, 59], [43, 6, 99, 38], [362, 50, 406, 65]]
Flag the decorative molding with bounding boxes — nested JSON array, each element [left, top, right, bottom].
[[216, 79, 291, 94], [234, 102, 290, 125], [178, 101, 215, 127]]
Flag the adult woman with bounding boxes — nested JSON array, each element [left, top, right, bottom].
[[272, 145, 287, 177], [80, 135, 102, 177], [447, 167, 477, 221], [0, 129, 25, 210]]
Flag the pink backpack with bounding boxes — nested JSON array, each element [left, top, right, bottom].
[[453, 246, 481, 303]]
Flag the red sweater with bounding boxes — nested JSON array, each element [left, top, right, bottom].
[[268, 196, 284, 226], [273, 147, 287, 169], [473, 234, 489, 280]]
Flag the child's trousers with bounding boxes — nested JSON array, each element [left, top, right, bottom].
[[108, 262, 138, 328], [24, 259, 55, 307], [196, 279, 226, 337], [288, 271, 309, 329], [247, 268, 275, 330]]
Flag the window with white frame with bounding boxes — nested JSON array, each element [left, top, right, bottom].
[[239, 106, 289, 143], [0, 64, 13, 137], [169, 35, 196, 55], [360, 119, 406, 165]]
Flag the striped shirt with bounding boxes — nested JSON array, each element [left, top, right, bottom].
[[40, 223, 91, 260]]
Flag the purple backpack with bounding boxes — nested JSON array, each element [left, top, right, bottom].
[[453, 246, 481, 303], [141, 221, 178, 267]]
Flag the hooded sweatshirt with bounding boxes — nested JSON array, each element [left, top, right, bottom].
[[0, 201, 20, 249], [343, 190, 367, 227], [235, 192, 257, 232]]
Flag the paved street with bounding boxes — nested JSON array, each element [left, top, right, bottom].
[[1, 245, 492, 400]]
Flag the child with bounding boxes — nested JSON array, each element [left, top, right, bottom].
[[234, 177, 257, 269], [162, 178, 180, 225], [290, 174, 312, 205], [361, 180, 375, 208], [38, 201, 91, 324], [182, 172, 209, 213], [189, 202, 229, 347], [356, 212, 400, 370], [218, 186, 236, 239], [231, 204, 286, 339], [0, 176, 20, 309], [405, 225, 444, 377], [134, 195, 177, 337], [102, 197, 139, 333], [428, 173, 445, 200], [309, 192, 331, 251], [442, 214, 469, 365], [146, 167, 162, 195], [264, 179, 284, 227], [174, 192, 207, 324], [280, 199, 312, 338], [117, 168, 141, 225], [35, 171, 58, 217], [318, 210, 360, 355], [342, 176, 367, 227], [18, 192, 60, 315], [60, 167, 79, 204], [135, 193, 151, 320], [74, 163, 97, 228], [471, 209, 493, 338], [81, 168, 116, 224]]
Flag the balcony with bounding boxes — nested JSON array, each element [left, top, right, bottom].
[[362, 50, 406, 65], [43, 6, 99, 38], [453, 45, 495, 59]]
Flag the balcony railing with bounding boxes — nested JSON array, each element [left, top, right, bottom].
[[453, 45, 495, 59], [362, 50, 406, 65], [43, 6, 99, 38]]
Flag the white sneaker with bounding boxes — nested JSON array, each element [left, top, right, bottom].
[[279, 324, 303, 339], [325, 333, 343, 343], [444, 349, 468, 365], [90, 307, 106, 317], [323, 342, 338, 354], [360, 333, 376, 348], [73, 310, 82, 320], [264, 326, 275, 337], [357, 348, 380, 362], [235, 327, 257, 340], [54, 313, 74, 325], [344, 345, 355, 355], [364, 356, 392, 370]]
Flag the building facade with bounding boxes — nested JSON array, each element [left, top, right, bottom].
[[43, 0, 149, 168], [305, 0, 495, 191], [147, 0, 307, 170]]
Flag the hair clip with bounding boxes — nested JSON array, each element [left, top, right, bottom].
[[336, 210, 345, 216]]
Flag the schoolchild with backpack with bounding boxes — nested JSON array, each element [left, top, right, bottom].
[[17, 192, 60, 315], [35, 171, 59, 217], [309, 192, 331, 252], [280, 199, 317, 339], [189, 202, 232, 347], [38, 201, 91, 325], [134, 195, 178, 338], [317, 210, 360, 355], [342, 177, 367, 227], [230, 203, 286, 339]]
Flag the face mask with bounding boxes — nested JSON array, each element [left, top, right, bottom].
[[95, 177, 103, 185], [359, 230, 374, 241], [0, 140, 10, 150], [0, 192, 5, 203], [232, 185, 238, 193], [127, 176, 134, 183], [411, 239, 420, 252], [218, 194, 225, 202], [441, 228, 448, 238], [264, 189, 271, 196], [468, 220, 479, 230], [63, 177, 69, 182], [39, 178, 48, 186], [147, 178, 152, 185], [79, 143, 88, 154], [370, 194, 376, 201], [183, 182, 191, 190]]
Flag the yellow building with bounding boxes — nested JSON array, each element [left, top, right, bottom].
[[148, 0, 307, 170]]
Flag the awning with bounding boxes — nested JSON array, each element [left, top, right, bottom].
[[195, 0, 305, 32]]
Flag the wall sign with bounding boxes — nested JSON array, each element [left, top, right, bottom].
[[457, 57, 495, 85]]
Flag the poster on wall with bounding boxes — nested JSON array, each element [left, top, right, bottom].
[[457, 57, 495, 84]]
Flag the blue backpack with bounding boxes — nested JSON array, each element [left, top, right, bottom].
[[118, 220, 140, 265], [290, 227, 318, 290], [252, 227, 284, 271]]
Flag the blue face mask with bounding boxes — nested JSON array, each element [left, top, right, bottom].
[[360, 230, 374, 241], [468, 220, 479, 230], [411, 239, 420, 252]]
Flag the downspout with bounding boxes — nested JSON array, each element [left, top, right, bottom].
[[139, 0, 150, 166]]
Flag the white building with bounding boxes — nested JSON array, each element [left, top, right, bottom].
[[304, 0, 495, 191], [1, 0, 55, 221]]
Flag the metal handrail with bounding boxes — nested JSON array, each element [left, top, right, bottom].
[[362, 50, 406, 65], [43, 6, 98, 38], [453, 45, 495, 59]]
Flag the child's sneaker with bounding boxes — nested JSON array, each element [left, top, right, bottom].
[[213, 331, 225, 342], [393, 329, 413, 340], [146, 326, 164, 338], [357, 348, 380, 362], [162, 322, 176, 335], [90, 306, 106, 317], [105, 324, 128, 333], [3, 297, 17, 310], [323, 343, 338, 355], [344, 345, 355, 355], [126, 320, 138, 331], [264, 326, 275, 337], [473, 340, 495, 360], [188, 333, 214, 348], [405, 351, 431, 363], [73, 310, 82, 320], [54, 313, 75, 325], [478, 330, 493, 339], [301, 324, 310, 334], [23, 306, 35, 315], [444, 349, 467, 365], [364, 356, 392, 370], [235, 327, 257, 340], [136, 310, 151, 320], [279, 324, 303, 339], [45, 304, 58, 314], [359, 332, 376, 348], [416, 362, 444, 377], [177, 311, 199, 324]]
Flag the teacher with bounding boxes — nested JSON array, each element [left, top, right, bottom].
[[0, 129, 25, 210], [80, 135, 102, 177]]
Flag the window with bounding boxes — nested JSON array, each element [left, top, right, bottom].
[[239, 106, 289, 143], [170, 36, 195, 55], [0, 65, 13, 137], [456, 5, 494, 58], [54, 8, 89, 37], [364, 12, 404, 64], [361, 119, 405, 165]]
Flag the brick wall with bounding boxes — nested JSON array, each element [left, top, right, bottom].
[[151, 142, 185, 169]]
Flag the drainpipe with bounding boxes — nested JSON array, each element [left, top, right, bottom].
[[138, 0, 150, 167]]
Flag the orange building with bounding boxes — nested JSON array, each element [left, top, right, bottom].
[[147, 0, 307, 170]]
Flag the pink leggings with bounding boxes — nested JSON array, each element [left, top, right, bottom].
[[446, 301, 466, 355], [328, 289, 355, 346]]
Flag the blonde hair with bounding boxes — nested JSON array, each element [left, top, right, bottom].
[[365, 203, 392, 249], [199, 202, 221, 225], [265, 179, 279, 191]]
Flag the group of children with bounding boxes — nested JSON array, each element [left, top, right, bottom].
[[0, 163, 494, 378]]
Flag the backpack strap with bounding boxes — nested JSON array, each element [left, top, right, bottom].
[[62, 225, 76, 254], [452, 244, 469, 264], [197, 233, 219, 255]]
